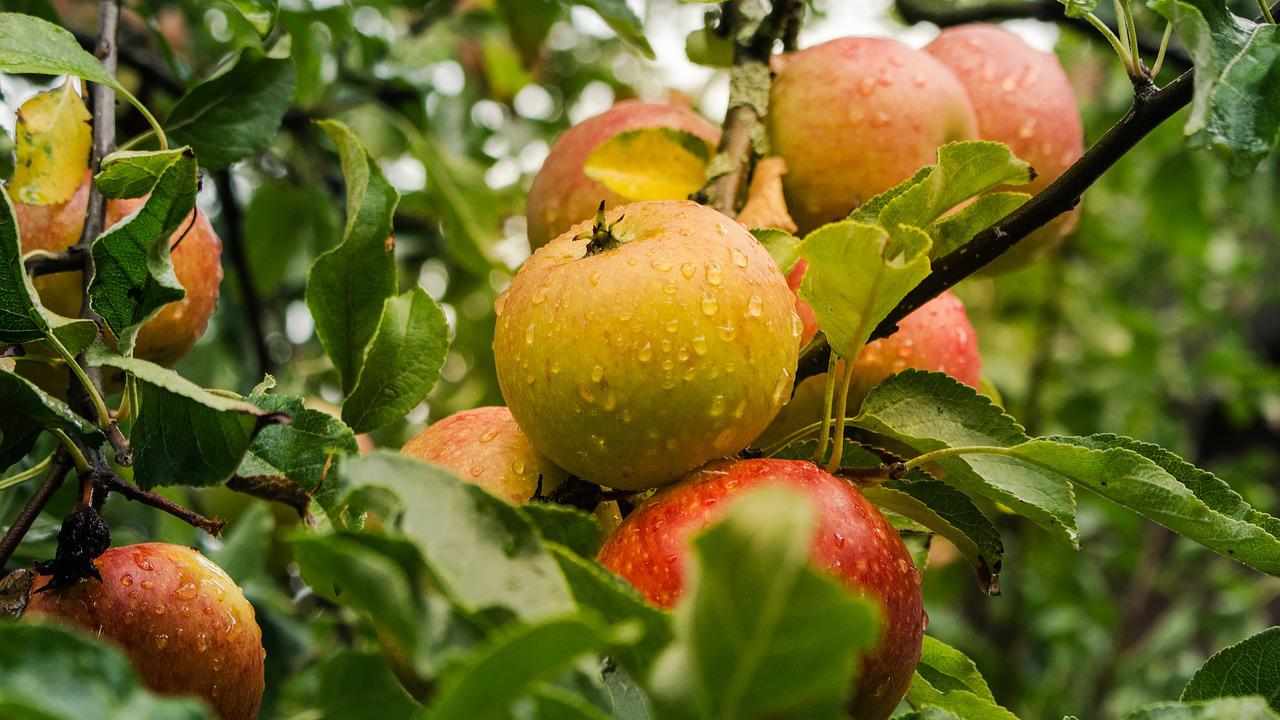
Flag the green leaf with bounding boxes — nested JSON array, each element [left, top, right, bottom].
[[530, 684, 615, 720], [306, 119, 399, 394], [562, 0, 655, 59], [0, 366, 102, 470], [583, 128, 713, 201], [88, 148, 197, 352], [0, 622, 211, 719], [750, 227, 803, 273], [313, 651, 422, 720], [916, 636, 996, 702], [1023, 435, 1280, 575], [928, 192, 1030, 257], [238, 386, 359, 493], [1182, 627, 1280, 709], [403, 129, 499, 277], [525, 503, 604, 558], [421, 614, 627, 719], [907, 672, 1021, 720], [1057, 0, 1099, 19], [900, 709, 965, 720], [206, 502, 274, 583], [221, 0, 278, 36], [165, 50, 296, 170], [851, 371, 1079, 546], [0, 186, 96, 349], [342, 287, 449, 433], [796, 220, 932, 357], [0, 13, 119, 89], [333, 452, 577, 621], [877, 142, 1032, 236], [292, 531, 432, 673], [648, 486, 882, 720], [1124, 698, 1280, 720], [1149, 0, 1280, 172], [86, 348, 274, 489], [863, 480, 1004, 595], [496, 0, 560, 66], [547, 543, 673, 676]]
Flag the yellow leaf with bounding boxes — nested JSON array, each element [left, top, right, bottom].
[[12, 82, 92, 206], [583, 127, 713, 202]]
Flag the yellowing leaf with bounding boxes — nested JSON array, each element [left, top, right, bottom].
[[583, 127, 713, 202], [12, 81, 91, 205]]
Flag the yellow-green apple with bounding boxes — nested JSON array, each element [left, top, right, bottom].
[[758, 290, 981, 448], [25, 543, 265, 720], [494, 200, 801, 490], [525, 100, 721, 249], [769, 37, 979, 232], [598, 458, 925, 720], [925, 24, 1084, 271], [401, 405, 567, 503], [14, 176, 223, 366]]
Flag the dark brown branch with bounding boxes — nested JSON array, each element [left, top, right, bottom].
[[227, 475, 312, 519], [98, 474, 226, 536], [895, 0, 1191, 71], [214, 171, 273, 378], [24, 247, 89, 277], [0, 456, 73, 574], [797, 71, 1196, 381]]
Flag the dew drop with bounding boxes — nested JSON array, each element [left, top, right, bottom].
[[662, 281, 677, 296], [590, 435, 607, 452], [601, 389, 618, 412], [578, 384, 596, 404], [531, 287, 547, 305], [154, 633, 169, 650], [1018, 118, 1037, 139], [511, 459, 527, 475], [141, 579, 154, 590], [196, 633, 209, 653], [588, 271, 601, 287], [871, 111, 890, 128], [706, 262, 723, 286], [134, 555, 154, 572], [701, 293, 719, 316], [524, 324, 536, 346], [709, 395, 726, 417], [858, 77, 876, 96], [591, 364, 605, 383], [638, 343, 653, 362], [731, 248, 748, 268], [718, 322, 737, 341], [665, 318, 679, 333], [120, 575, 133, 587], [680, 262, 697, 279], [651, 258, 672, 272], [480, 429, 499, 443], [175, 583, 198, 601], [469, 465, 484, 478], [747, 295, 764, 318], [550, 360, 561, 375], [691, 335, 708, 356]]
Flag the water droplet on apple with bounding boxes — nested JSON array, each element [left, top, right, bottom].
[[701, 293, 719, 316], [747, 295, 764, 318], [591, 365, 604, 383], [709, 395, 726, 417], [731, 248, 748, 268], [706, 262, 723, 287], [680, 262, 697, 279], [691, 336, 708, 356]]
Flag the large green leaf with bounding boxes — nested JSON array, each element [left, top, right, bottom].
[[342, 287, 449, 433], [915, 636, 996, 702], [88, 148, 197, 352], [648, 486, 882, 720], [238, 381, 359, 493], [221, 0, 279, 36], [421, 614, 627, 719], [0, 12, 119, 88], [1124, 698, 1280, 720], [851, 371, 1079, 546], [0, 186, 96, 349], [1182, 627, 1280, 709], [165, 50, 296, 170], [1150, 0, 1280, 171], [0, 622, 210, 719], [333, 452, 577, 621], [0, 366, 102, 470], [306, 120, 399, 394], [87, 348, 273, 489], [797, 220, 931, 357], [313, 651, 422, 720], [907, 670, 1019, 720]]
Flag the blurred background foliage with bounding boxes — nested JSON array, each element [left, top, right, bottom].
[[0, 0, 1277, 718]]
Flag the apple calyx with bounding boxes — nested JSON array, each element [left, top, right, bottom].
[[580, 201, 625, 256]]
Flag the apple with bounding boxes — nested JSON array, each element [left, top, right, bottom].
[[598, 458, 925, 720], [25, 543, 265, 720], [769, 37, 979, 232], [925, 24, 1085, 271], [400, 405, 568, 503], [494, 200, 801, 490], [525, 100, 721, 249], [758, 290, 981, 448], [14, 175, 223, 367]]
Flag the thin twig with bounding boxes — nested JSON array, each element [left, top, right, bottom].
[[98, 474, 226, 536], [214, 171, 272, 378], [797, 70, 1196, 381], [0, 455, 73, 574], [894, 0, 1192, 71]]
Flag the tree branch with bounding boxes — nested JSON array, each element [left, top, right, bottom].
[[214, 171, 273, 378], [0, 455, 73, 574], [798, 71, 1196, 381], [701, 0, 804, 216], [894, 0, 1191, 71], [97, 473, 226, 536]]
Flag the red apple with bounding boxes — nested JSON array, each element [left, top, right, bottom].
[[525, 100, 721, 249], [25, 543, 265, 720], [925, 24, 1085, 270], [769, 37, 979, 232], [400, 406, 568, 503], [598, 458, 925, 720]]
